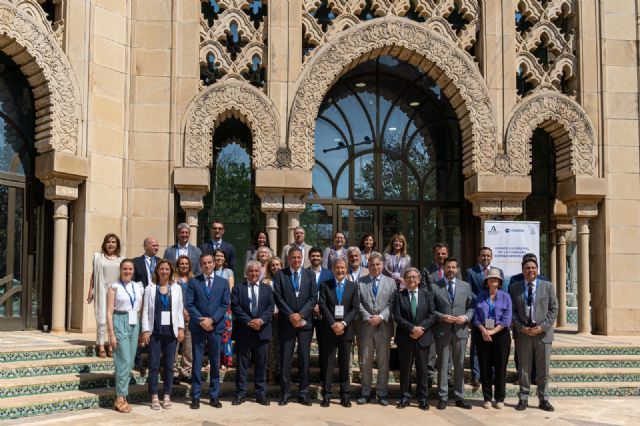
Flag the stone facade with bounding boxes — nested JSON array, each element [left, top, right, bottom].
[[1, 0, 638, 335]]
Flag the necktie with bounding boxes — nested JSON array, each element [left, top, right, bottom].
[[483, 267, 488, 278], [206, 276, 212, 293], [251, 283, 258, 317], [372, 278, 378, 298], [527, 282, 534, 323], [438, 267, 443, 280], [214, 242, 220, 250], [292, 271, 300, 293], [447, 281, 455, 302], [410, 290, 417, 320], [336, 282, 344, 304]]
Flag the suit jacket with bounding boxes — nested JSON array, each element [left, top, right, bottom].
[[231, 281, 275, 341], [163, 244, 202, 275], [465, 265, 504, 297], [393, 287, 436, 348], [133, 255, 162, 288], [357, 274, 396, 337], [509, 278, 558, 344], [281, 243, 314, 268], [141, 283, 185, 338], [199, 240, 237, 272], [421, 263, 462, 289], [348, 266, 369, 282], [308, 267, 334, 291], [273, 267, 318, 332], [185, 273, 230, 335], [319, 278, 360, 341], [431, 278, 474, 340], [508, 273, 549, 291]]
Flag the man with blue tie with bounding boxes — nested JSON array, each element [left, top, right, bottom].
[[465, 247, 504, 390], [199, 220, 237, 273], [273, 247, 318, 406], [185, 253, 230, 409], [231, 261, 275, 406], [163, 223, 202, 274]]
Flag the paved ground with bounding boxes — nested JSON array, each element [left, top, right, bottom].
[[2, 397, 640, 425]]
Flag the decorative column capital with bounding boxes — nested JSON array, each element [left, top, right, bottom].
[[177, 189, 206, 212], [41, 177, 83, 201], [471, 198, 523, 219], [35, 151, 88, 201], [283, 194, 306, 213], [52, 199, 69, 219], [259, 192, 283, 213], [567, 201, 599, 220]]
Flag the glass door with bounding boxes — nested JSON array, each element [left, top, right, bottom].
[[338, 205, 375, 248], [379, 206, 418, 265]]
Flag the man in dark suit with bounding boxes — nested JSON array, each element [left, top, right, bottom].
[[231, 260, 275, 406], [199, 220, 237, 272], [393, 267, 436, 410], [318, 258, 360, 408], [432, 257, 474, 410], [273, 246, 318, 406], [509, 258, 558, 412], [465, 246, 504, 389], [163, 222, 202, 274], [308, 246, 333, 383], [133, 236, 161, 288], [185, 253, 230, 409], [281, 226, 314, 268]]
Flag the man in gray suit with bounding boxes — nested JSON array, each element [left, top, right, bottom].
[[509, 258, 558, 412], [432, 257, 474, 410], [163, 223, 202, 274], [356, 252, 396, 406], [281, 226, 314, 268]]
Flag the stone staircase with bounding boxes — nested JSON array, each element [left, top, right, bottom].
[[1, 338, 640, 420]]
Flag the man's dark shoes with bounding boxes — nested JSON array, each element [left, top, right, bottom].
[[278, 396, 289, 406], [298, 395, 312, 406], [357, 396, 370, 405], [539, 400, 554, 412], [190, 399, 200, 409], [516, 399, 528, 411], [210, 398, 222, 408], [320, 397, 330, 407], [419, 399, 429, 410], [340, 398, 352, 408], [379, 398, 390, 407], [256, 395, 270, 406], [455, 399, 472, 409], [436, 399, 447, 410], [471, 379, 480, 392], [232, 396, 244, 406], [396, 398, 410, 408]]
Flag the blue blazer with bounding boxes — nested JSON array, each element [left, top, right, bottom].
[[308, 267, 334, 291], [199, 240, 237, 272], [185, 273, 230, 335], [163, 244, 202, 275], [466, 265, 504, 298], [231, 281, 274, 342], [132, 255, 162, 288]]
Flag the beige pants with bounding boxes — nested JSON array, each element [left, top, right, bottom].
[[174, 327, 192, 378]]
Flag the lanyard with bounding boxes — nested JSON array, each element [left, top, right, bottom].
[[178, 278, 187, 291], [159, 286, 171, 310], [393, 255, 402, 273], [486, 294, 495, 318], [120, 281, 136, 309]]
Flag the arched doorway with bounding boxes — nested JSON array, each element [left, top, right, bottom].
[[302, 55, 473, 268], [0, 51, 49, 330]]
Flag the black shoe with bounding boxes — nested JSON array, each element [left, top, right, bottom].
[[320, 398, 330, 407], [419, 399, 429, 410], [357, 396, 370, 405], [539, 400, 554, 412], [190, 399, 200, 409], [396, 398, 410, 408], [210, 398, 222, 408], [340, 398, 352, 408], [379, 398, 390, 407], [232, 396, 244, 406], [256, 395, 270, 406], [138, 366, 147, 377], [455, 399, 472, 409], [173, 377, 182, 385], [298, 396, 312, 406], [436, 399, 447, 410], [278, 396, 289, 406], [471, 379, 480, 392], [516, 400, 528, 411]]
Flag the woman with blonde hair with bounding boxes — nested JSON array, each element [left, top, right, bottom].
[[382, 233, 412, 289], [263, 256, 283, 384], [173, 255, 194, 383]]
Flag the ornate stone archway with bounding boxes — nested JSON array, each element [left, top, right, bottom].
[[183, 81, 281, 169], [287, 17, 498, 177], [501, 90, 596, 180], [0, 0, 81, 154]]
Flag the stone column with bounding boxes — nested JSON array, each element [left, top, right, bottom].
[[178, 190, 206, 246], [549, 229, 557, 292], [174, 168, 210, 245], [51, 199, 70, 334], [260, 193, 283, 253], [576, 217, 591, 334], [555, 224, 572, 327], [284, 195, 305, 244]]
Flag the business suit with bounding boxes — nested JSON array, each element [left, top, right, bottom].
[[431, 278, 474, 402], [281, 243, 314, 268], [199, 240, 237, 273], [509, 278, 558, 403], [231, 281, 275, 399], [357, 274, 396, 399], [133, 255, 162, 288], [273, 267, 318, 399], [465, 265, 504, 382], [309, 267, 333, 382], [185, 273, 230, 401], [318, 278, 360, 400], [163, 244, 202, 275], [393, 287, 436, 403]]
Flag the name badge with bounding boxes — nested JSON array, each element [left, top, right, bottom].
[[334, 305, 344, 319], [161, 311, 171, 326], [484, 318, 495, 330], [128, 310, 137, 326]]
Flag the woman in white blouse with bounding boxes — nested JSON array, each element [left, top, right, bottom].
[[106, 259, 144, 413], [141, 259, 185, 410]]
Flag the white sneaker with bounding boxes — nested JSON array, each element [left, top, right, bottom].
[[483, 401, 491, 409], [494, 401, 504, 409]]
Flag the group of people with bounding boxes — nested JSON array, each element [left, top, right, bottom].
[[87, 221, 558, 414]]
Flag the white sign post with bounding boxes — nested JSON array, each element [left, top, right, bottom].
[[484, 221, 540, 286]]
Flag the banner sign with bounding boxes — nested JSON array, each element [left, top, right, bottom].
[[484, 221, 540, 283]]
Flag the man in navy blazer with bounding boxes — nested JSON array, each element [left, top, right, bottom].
[[133, 236, 162, 288], [199, 220, 237, 273], [273, 247, 318, 406], [163, 223, 201, 274], [231, 261, 274, 406], [185, 252, 230, 409], [465, 247, 504, 389], [308, 246, 333, 383]]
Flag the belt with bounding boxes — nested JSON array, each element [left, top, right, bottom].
[[114, 310, 130, 315]]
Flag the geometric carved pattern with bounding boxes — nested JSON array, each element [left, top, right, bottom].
[[0, 0, 81, 154], [502, 90, 595, 180], [289, 17, 497, 176], [302, 0, 479, 63], [184, 81, 281, 169]]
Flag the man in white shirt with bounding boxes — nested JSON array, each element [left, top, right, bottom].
[[347, 247, 369, 283], [281, 226, 313, 268], [164, 223, 202, 274]]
